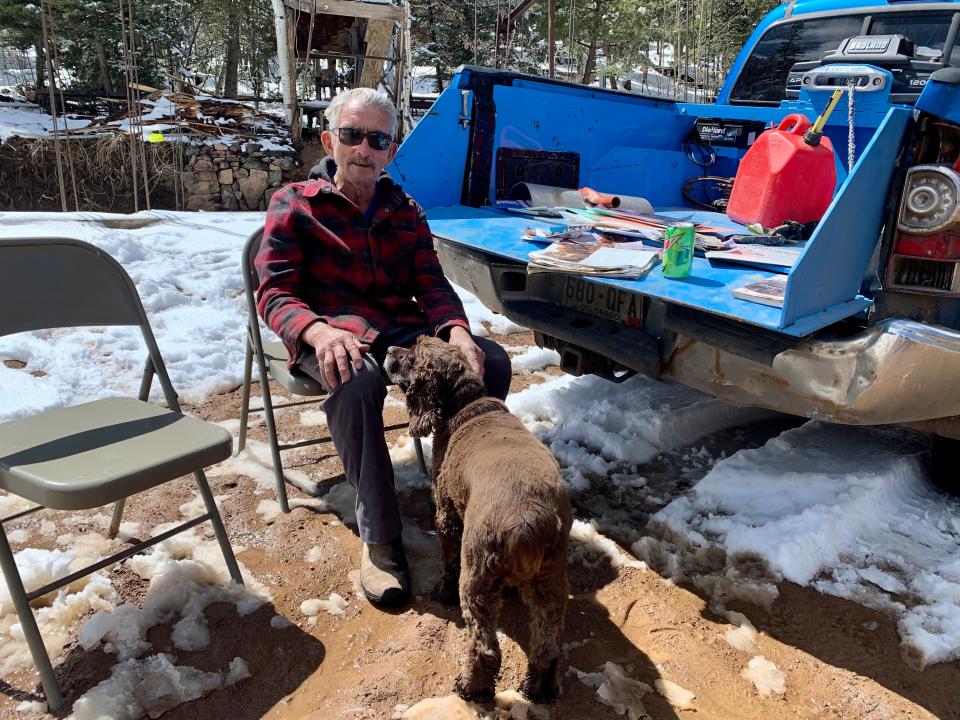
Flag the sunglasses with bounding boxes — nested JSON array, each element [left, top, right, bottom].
[[334, 127, 393, 151]]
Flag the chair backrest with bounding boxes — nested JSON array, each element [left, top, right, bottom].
[[0, 238, 144, 336], [242, 227, 264, 302], [0, 237, 180, 410], [242, 228, 267, 343]]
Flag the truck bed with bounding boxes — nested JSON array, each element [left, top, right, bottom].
[[428, 205, 867, 337]]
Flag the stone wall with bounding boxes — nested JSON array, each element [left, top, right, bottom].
[[180, 141, 300, 211]]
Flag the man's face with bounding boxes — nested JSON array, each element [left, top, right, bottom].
[[321, 102, 397, 191]]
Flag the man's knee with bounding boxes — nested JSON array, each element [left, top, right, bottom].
[[477, 338, 511, 400], [322, 355, 387, 409]]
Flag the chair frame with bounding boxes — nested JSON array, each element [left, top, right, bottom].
[[0, 238, 242, 711], [238, 228, 428, 514]]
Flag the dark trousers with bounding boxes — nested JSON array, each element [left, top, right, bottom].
[[297, 324, 511, 543]]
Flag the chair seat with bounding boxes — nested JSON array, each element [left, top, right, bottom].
[[262, 340, 325, 396], [0, 397, 232, 511]]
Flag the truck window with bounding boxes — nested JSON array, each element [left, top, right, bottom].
[[870, 12, 956, 61], [730, 15, 866, 104]]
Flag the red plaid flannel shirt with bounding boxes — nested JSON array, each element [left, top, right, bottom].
[[255, 170, 469, 367]]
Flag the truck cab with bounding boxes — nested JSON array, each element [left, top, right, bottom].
[[389, 0, 960, 456]]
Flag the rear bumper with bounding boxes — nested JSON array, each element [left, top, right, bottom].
[[436, 237, 960, 429], [665, 320, 960, 426]]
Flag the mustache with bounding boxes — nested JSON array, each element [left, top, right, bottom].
[[349, 159, 374, 167]]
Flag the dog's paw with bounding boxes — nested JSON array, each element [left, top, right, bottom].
[[453, 675, 494, 704], [520, 671, 560, 704]]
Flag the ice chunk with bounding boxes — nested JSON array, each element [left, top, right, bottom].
[[67, 653, 250, 720], [573, 661, 652, 720], [300, 593, 347, 617], [654, 678, 695, 709], [723, 611, 758, 653], [741, 656, 786, 696]]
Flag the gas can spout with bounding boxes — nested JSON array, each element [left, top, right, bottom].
[[803, 88, 844, 147]]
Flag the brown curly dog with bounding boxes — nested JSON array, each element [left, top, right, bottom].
[[385, 336, 572, 703]]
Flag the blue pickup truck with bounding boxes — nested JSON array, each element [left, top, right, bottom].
[[389, 0, 960, 477]]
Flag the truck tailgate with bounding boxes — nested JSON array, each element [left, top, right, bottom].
[[427, 205, 863, 337]]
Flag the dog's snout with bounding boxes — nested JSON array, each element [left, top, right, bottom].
[[383, 348, 402, 377]]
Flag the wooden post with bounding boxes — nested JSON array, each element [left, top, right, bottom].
[[270, 0, 295, 126], [286, 5, 301, 141], [358, 19, 393, 88], [547, 0, 555, 79]]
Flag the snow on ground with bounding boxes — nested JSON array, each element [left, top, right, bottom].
[[506, 372, 773, 491], [0, 211, 264, 420], [1, 210, 959, 674], [0, 101, 88, 142], [644, 422, 960, 669]]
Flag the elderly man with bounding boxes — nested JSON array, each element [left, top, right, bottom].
[[256, 88, 511, 607]]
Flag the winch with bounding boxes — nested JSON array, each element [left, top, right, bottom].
[[786, 33, 946, 104]]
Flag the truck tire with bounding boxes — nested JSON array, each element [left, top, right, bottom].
[[929, 435, 960, 495]]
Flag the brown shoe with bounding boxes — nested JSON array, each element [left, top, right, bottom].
[[360, 538, 410, 607]]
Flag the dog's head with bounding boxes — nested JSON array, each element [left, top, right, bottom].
[[384, 335, 487, 437]]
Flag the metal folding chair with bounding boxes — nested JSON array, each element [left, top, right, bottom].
[[238, 228, 428, 514], [0, 237, 242, 711]]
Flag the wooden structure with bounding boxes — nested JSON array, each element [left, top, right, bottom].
[[272, 0, 411, 140]]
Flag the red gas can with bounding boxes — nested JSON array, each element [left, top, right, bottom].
[[726, 113, 837, 229]]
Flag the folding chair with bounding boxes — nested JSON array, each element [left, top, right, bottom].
[[238, 228, 429, 514], [0, 238, 241, 711]]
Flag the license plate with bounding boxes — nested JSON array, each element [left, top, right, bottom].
[[560, 276, 643, 328]]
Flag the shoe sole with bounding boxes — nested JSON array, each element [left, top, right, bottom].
[[362, 583, 410, 607]]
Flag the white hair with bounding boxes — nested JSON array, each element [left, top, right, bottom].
[[324, 88, 398, 137]]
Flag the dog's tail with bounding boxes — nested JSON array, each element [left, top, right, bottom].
[[494, 502, 569, 581]]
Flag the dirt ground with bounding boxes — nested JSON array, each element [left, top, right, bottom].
[[1, 330, 958, 720]]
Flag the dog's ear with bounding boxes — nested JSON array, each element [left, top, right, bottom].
[[405, 376, 440, 437], [406, 336, 445, 437]]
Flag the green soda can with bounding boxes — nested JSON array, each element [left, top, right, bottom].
[[662, 221, 695, 278]]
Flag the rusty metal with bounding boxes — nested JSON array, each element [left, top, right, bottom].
[[664, 318, 960, 427]]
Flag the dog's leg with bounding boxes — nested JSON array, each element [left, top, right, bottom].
[[519, 555, 569, 703], [433, 499, 463, 606], [453, 566, 502, 703]]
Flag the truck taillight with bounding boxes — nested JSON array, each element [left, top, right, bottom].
[[885, 164, 960, 295]]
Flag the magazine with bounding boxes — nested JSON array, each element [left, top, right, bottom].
[[705, 245, 801, 269], [528, 239, 660, 279], [731, 276, 788, 307]]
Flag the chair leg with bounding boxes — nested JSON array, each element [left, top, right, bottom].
[[193, 470, 244, 585], [237, 340, 254, 454], [107, 499, 125, 539], [0, 525, 64, 711], [256, 366, 290, 513], [414, 436, 429, 479]]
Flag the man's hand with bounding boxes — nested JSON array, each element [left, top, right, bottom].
[[447, 326, 485, 378], [303, 321, 370, 389]]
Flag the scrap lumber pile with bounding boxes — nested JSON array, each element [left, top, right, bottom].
[[75, 89, 291, 145]]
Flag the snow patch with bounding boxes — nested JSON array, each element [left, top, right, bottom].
[[654, 678, 695, 709], [507, 373, 773, 490], [300, 593, 347, 617], [649, 422, 960, 668], [572, 661, 652, 720], [723, 611, 758, 653], [509, 346, 560, 372], [0, 547, 116, 672], [67, 654, 250, 720], [741, 656, 786, 696], [570, 519, 647, 571], [78, 531, 268, 660]]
